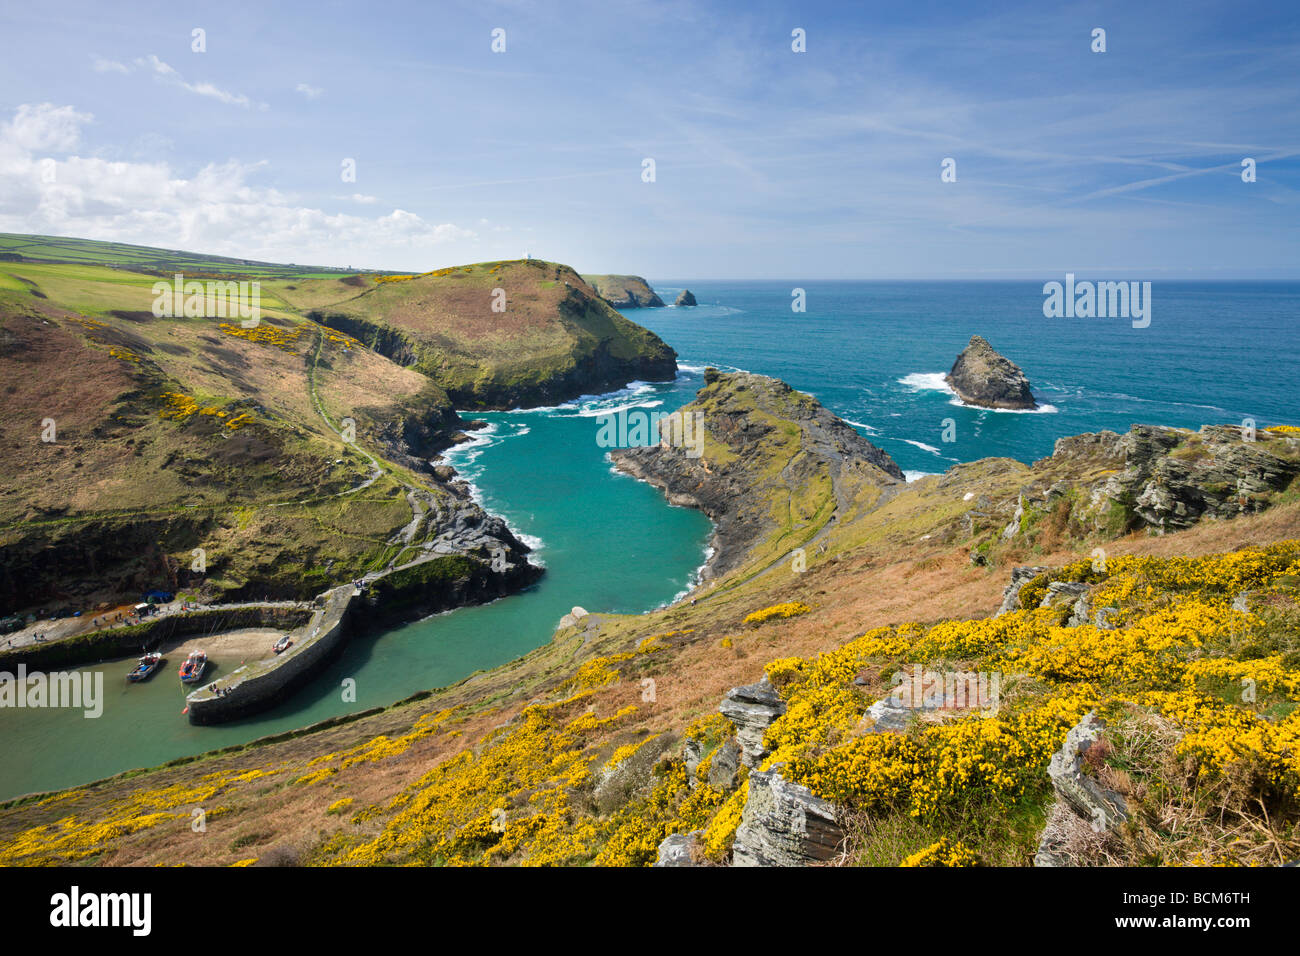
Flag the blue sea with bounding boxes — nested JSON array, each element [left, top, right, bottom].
[[635, 281, 1299, 478], [2, 281, 1295, 798]]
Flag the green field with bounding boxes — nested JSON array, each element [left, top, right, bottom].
[[0, 232, 377, 280]]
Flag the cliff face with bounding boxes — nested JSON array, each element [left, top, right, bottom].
[[610, 369, 904, 579], [310, 261, 677, 409], [945, 335, 1036, 409], [581, 274, 666, 309]]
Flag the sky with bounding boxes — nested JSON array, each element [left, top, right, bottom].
[[0, 0, 1297, 278]]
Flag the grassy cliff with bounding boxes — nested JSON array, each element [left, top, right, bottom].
[[296, 260, 677, 408]]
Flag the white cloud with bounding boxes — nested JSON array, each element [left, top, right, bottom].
[[295, 83, 324, 99], [187, 81, 255, 108], [100, 54, 268, 109], [136, 54, 177, 78], [91, 57, 130, 74], [0, 104, 474, 269], [4, 103, 92, 152]]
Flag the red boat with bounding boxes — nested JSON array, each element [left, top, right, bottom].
[[179, 650, 208, 684]]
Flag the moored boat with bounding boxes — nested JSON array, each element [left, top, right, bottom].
[[127, 652, 163, 682], [179, 650, 208, 684]]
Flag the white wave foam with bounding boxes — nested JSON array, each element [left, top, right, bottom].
[[501, 381, 664, 417], [690, 362, 751, 376], [899, 372, 954, 394], [442, 420, 527, 469], [903, 439, 942, 455], [451, 421, 499, 445], [663, 543, 715, 607], [904, 470, 938, 482], [950, 398, 1059, 415], [574, 399, 665, 418], [844, 419, 878, 433], [517, 531, 545, 552], [496, 402, 570, 415]]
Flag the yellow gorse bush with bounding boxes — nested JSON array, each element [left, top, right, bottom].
[[338, 696, 645, 866], [744, 602, 812, 625], [603, 733, 663, 771], [0, 768, 272, 865], [750, 543, 1300, 845], [218, 322, 303, 352], [900, 837, 982, 867], [158, 391, 254, 431]]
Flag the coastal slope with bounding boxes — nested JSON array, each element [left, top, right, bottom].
[[0, 239, 570, 619], [7, 368, 1297, 867]]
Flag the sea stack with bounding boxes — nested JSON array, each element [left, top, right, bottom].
[[675, 289, 697, 307], [945, 335, 1037, 410]]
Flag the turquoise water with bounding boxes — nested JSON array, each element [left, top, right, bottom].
[[2, 280, 1296, 799]]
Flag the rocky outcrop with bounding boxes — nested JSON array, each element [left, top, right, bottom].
[[996, 567, 1116, 627], [707, 738, 741, 790], [557, 606, 589, 630], [1034, 712, 1128, 866], [732, 768, 845, 866], [1089, 425, 1300, 533], [610, 371, 904, 579], [945, 335, 1037, 410], [358, 545, 542, 631], [989, 424, 1299, 545], [860, 698, 913, 734], [684, 732, 740, 788], [719, 676, 786, 767], [654, 831, 704, 866], [581, 274, 665, 309], [593, 732, 678, 814], [674, 289, 697, 307], [997, 566, 1048, 616], [1041, 580, 1091, 614]]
